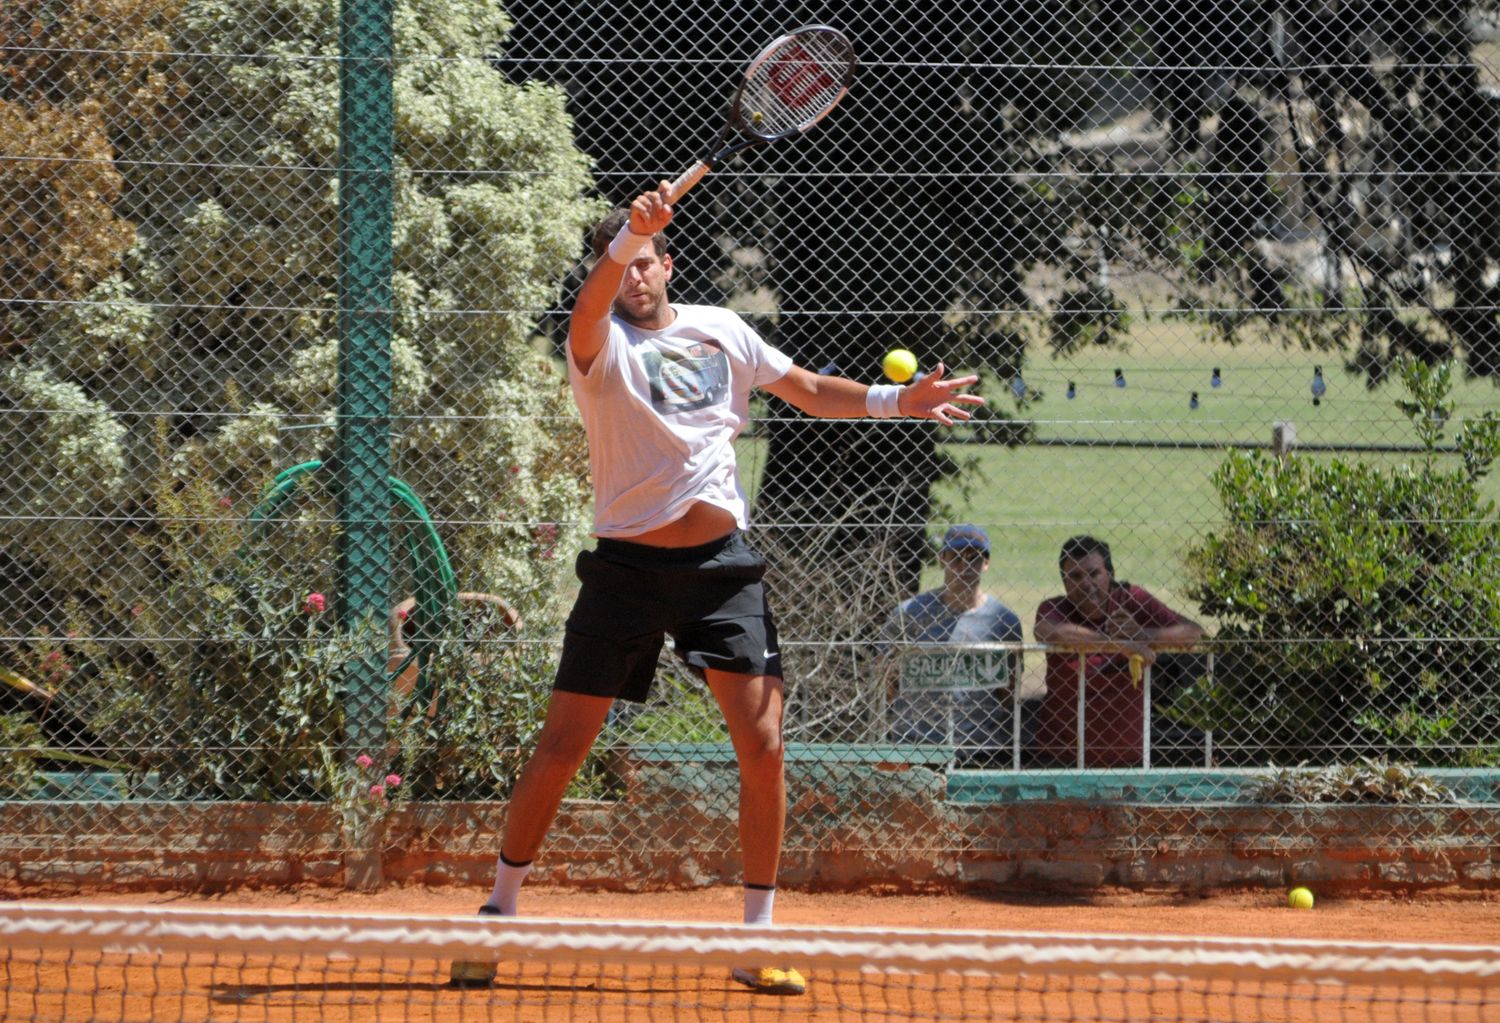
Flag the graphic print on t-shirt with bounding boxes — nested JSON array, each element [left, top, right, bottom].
[[642, 341, 729, 414]]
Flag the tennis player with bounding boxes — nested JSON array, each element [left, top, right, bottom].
[[451, 184, 983, 995]]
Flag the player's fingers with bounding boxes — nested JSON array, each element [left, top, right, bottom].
[[939, 373, 981, 389], [654, 187, 674, 220], [950, 393, 986, 405]]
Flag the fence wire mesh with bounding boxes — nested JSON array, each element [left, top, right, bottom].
[[3, 0, 1500, 879]]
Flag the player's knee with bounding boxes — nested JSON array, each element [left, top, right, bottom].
[[735, 732, 785, 781], [529, 730, 594, 778]]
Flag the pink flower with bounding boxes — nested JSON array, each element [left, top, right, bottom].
[[384, 773, 402, 787], [130, 604, 144, 617], [303, 592, 327, 614], [355, 754, 374, 769], [508, 464, 521, 475], [534, 522, 560, 561], [218, 496, 233, 509], [368, 784, 386, 798]]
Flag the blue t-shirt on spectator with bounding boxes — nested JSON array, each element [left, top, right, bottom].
[[880, 592, 1023, 753]]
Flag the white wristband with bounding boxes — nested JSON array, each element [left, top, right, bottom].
[[606, 224, 653, 264], [866, 384, 903, 419]]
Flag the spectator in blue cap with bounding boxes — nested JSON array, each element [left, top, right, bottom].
[[880, 525, 1024, 766]]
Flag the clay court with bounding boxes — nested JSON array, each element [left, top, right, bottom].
[[8, 886, 1498, 1022]]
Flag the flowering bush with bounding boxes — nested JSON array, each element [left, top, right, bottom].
[[383, 597, 562, 801], [41, 446, 384, 799], [321, 747, 407, 851]]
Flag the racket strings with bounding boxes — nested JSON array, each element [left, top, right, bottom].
[[741, 31, 853, 137]]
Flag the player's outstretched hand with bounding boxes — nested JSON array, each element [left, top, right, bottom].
[[628, 182, 675, 237], [898, 363, 985, 426]]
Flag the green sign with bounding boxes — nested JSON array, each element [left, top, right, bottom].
[[898, 649, 1013, 694]]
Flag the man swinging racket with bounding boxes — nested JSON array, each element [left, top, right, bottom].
[[452, 25, 982, 997]]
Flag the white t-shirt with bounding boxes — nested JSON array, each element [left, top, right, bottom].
[[568, 304, 793, 538]]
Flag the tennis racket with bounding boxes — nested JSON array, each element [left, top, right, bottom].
[[665, 24, 857, 204]]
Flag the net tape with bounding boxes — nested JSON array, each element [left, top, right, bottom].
[[4, 904, 1499, 989]]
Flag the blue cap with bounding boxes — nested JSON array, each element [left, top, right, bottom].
[[941, 524, 990, 555]]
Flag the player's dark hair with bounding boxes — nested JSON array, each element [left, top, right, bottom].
[[591, 208, 669, 259], [1059, 534, 1113, 576]]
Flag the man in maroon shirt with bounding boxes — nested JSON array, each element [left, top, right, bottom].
[[1032, 536, 1205, 767]]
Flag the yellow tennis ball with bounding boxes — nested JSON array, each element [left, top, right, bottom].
[[882, 348, 917, 383], [751, 111, 764, 124], [1287, 887, 1314, 910]]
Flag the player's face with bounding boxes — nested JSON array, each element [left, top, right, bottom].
[[1060, 552, 1112, 617], [613, 250, 672, 326]]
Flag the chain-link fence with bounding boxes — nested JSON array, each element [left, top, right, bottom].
[[3, 1, 1500, 876]]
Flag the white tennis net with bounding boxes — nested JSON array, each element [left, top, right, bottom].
[[2, 903, 1497, 1022]]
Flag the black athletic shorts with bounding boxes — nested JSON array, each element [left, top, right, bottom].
[[554, 529, 783, 703]]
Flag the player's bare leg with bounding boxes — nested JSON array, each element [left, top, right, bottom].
[[499, 689, 615, 864], [450, 689, 613, 986], [706, 669, 804, 996], [706, 669, 785, 884]]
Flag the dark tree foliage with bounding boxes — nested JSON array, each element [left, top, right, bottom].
[[1138, 0, 1500, 380]]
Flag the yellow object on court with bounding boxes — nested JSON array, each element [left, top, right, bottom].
[[882, 348, 917, 382], [1128, 654, 1144, 688], [732, 966, 807, 995], [1288, 887, 1315, 910]]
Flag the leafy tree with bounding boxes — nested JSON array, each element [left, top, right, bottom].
[[3, 0, 600, 643], [0, 0, 179, 351], [1120, 2, 1500, 381], [1179, 359, 1500, 766]]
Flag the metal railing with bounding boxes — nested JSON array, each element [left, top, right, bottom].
[[881, 641, 1215, 771]]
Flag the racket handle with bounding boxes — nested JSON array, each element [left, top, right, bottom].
[[665, 161, 711, 204]]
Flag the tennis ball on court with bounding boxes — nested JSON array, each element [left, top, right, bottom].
[[882, 348, 918, 383], [1287, 886, 1314, 910]]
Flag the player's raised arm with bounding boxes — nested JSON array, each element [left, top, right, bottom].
[[569, 185, 674, 374], [762, 362, 985, 425]]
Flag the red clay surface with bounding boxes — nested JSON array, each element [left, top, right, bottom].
[[7, 886, 1499, 1022]]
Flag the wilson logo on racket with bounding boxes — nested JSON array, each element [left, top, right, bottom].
[[765, 45, 838, 108]]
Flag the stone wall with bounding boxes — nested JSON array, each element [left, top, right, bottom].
[[2, 761, 1497, 893]]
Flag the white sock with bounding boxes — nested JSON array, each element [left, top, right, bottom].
[[485, 854, 532, 916], [743, 885, 775, 927]]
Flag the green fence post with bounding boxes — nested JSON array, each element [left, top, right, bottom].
[[336, 0, 395, 758]]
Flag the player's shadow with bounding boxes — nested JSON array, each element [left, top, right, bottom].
[[208, 976, 710, 1002], [968, 889, 1101, 908]]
